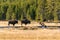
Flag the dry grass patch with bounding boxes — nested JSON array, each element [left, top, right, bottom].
[[0, 29, 60, 40]]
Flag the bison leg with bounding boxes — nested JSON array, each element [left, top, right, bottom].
[[13, 24, 15, 26], [8, 23, 10, 28], [12, 24, 15, 28]]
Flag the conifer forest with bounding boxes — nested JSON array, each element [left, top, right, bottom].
[[0, 0, 60, 22]]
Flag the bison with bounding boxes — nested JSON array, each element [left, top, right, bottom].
[[21, 18, 31, 26], [38, 18, 47, 28], [8, 20, 18, 26], [40, 22, 47, 28]]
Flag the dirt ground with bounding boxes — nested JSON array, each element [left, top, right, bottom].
[[0, 21, 60, 40], [0, 21, 60, 26], [0, 29, 60, 40]]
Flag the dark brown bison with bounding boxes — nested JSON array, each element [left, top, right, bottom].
[[21, 18, 31, 26], [8, 20, 18, 26]]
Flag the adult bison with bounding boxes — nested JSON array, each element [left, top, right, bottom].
[[21, 18, 31, 26], [8, 20, 18, 26]]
